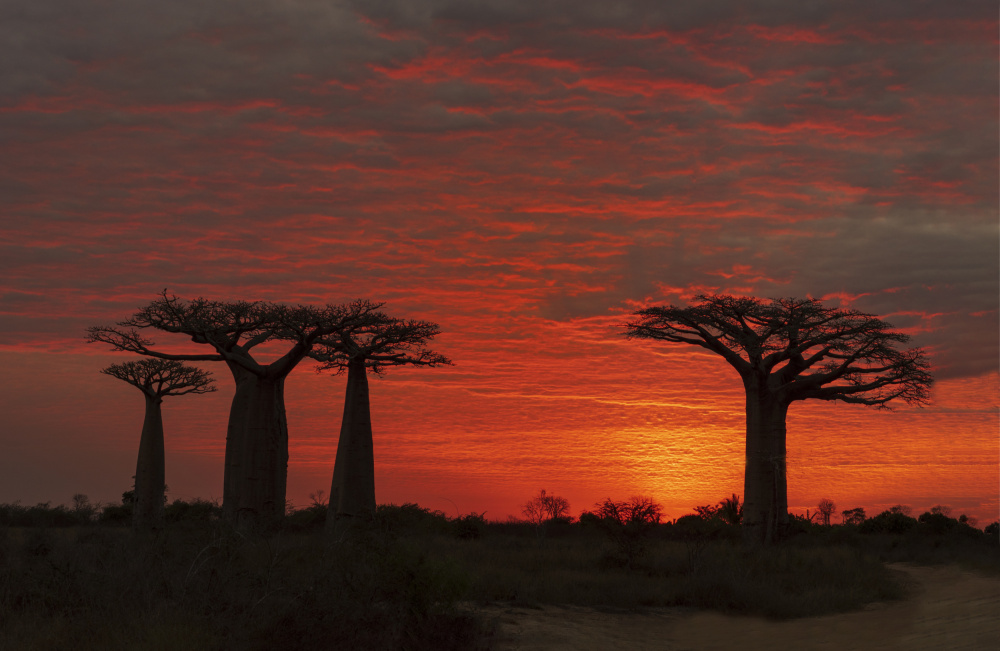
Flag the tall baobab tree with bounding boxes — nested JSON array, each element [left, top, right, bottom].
[[88, 291, 382, 529], [623, 294, 932, 545], [310, 315, 450, 537], [100, 358, 216, 530]]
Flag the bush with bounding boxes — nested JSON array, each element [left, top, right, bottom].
[[375, 503, 451, 537], [594, 496, 663, 568], [917, 511, 958, 535], [452, 512, 487, 540], [859, 509, 917, 535], [842, 507, 866, 526], [165, 498, 222, 524]]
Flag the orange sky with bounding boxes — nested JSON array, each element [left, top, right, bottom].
[[1, 1, 997, 524]]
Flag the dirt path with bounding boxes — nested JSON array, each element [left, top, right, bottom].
[[483, 564, 1000, 650]]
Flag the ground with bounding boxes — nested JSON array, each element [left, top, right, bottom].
[[483, 564, 1000, 650]]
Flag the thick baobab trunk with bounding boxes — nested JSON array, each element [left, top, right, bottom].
[[742, 379, 790, 546], [222, 365, 289, 530], [133, 394, 166, 531], [327, 356, 376, 538]]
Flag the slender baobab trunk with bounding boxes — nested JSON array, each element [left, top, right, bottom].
[[327, 356, 376, 538], [133, 393, 166, 530], [742, 377, 790, 546], [222, 365, 289, 530]]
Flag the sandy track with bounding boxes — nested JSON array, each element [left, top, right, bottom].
[[483, 564, 1000, 650]]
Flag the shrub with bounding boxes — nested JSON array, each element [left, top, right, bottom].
[[594, 496, 662, 568], [842, 507, 866, 526], [521, 490, 571, 536], [917, 511, 958, 535], [375, 503, 450, 537], [859, 509, 917, 534], [165, 498, 222, 524], [452, 512, 487, 540]]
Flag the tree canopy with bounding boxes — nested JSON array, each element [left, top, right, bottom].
[[624, 294, 932, 408], [100, 358, 216, 399], [309, 314, 452, 373]]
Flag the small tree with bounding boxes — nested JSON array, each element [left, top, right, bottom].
[[717, 494, 743, 526], [521, 489, 571, 534], [595, 496, 663, 568], [100, 359, 216, 530], [842, 507, 866, 526], [817, 498, 836, 526]]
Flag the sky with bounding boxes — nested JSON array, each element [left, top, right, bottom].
[[1, 1, 997, 524]]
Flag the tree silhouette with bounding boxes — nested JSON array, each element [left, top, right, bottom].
[[842, 507, 866, 526], [88, 291, 382, 529], [817, 498, 836, 526], [623, 294, 932, 545], [100, 359, 216, 530], [595, 496, 663, 568], [310, 315, 450, 537], [521, 489, 571, 534]]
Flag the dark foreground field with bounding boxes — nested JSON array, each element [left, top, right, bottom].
[[1, 501, 997, 650]]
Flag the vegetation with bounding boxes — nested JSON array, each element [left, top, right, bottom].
[[623, 294, 933, 545], [87, 291, 389, 530], [309, 316, 450, 538], [99, 359, 216, 530], [2, 494, 996, 648]]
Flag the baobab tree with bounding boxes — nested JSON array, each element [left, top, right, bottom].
[[309, 315, 450, 537], [88, 291, 383, 529], [623, 294, 932, 545], [100, 358, 216, 530]]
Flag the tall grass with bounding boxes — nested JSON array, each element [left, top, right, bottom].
[[2, 499, 996, 647], [0, 524, 491, 650]]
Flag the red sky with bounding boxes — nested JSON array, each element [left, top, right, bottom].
[[1, 1, 997, 524]]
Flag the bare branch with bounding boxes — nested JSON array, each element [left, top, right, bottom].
[[310, 313, 452, 375], [100, 358, 217, 398], [622, 294, 933, 408]]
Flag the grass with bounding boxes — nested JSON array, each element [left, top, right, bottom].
[[0, 524, 491, 651], [434, 533, 905, 618], [1, 502, 996, 648]]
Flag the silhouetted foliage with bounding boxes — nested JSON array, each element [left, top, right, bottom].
[[842, 507, 866, 526], [594, 496, 663, 568], [164, 498, 221, 524], [691, 494, 744, 526], [374, 503, 451, 537], [452, 512, 488, 540], [717, 493, 743, 525], [521, 489, 571, 537], [859, 508, 918, 534], [623, 294, 933, 545], [817, 498, 836, 526]]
